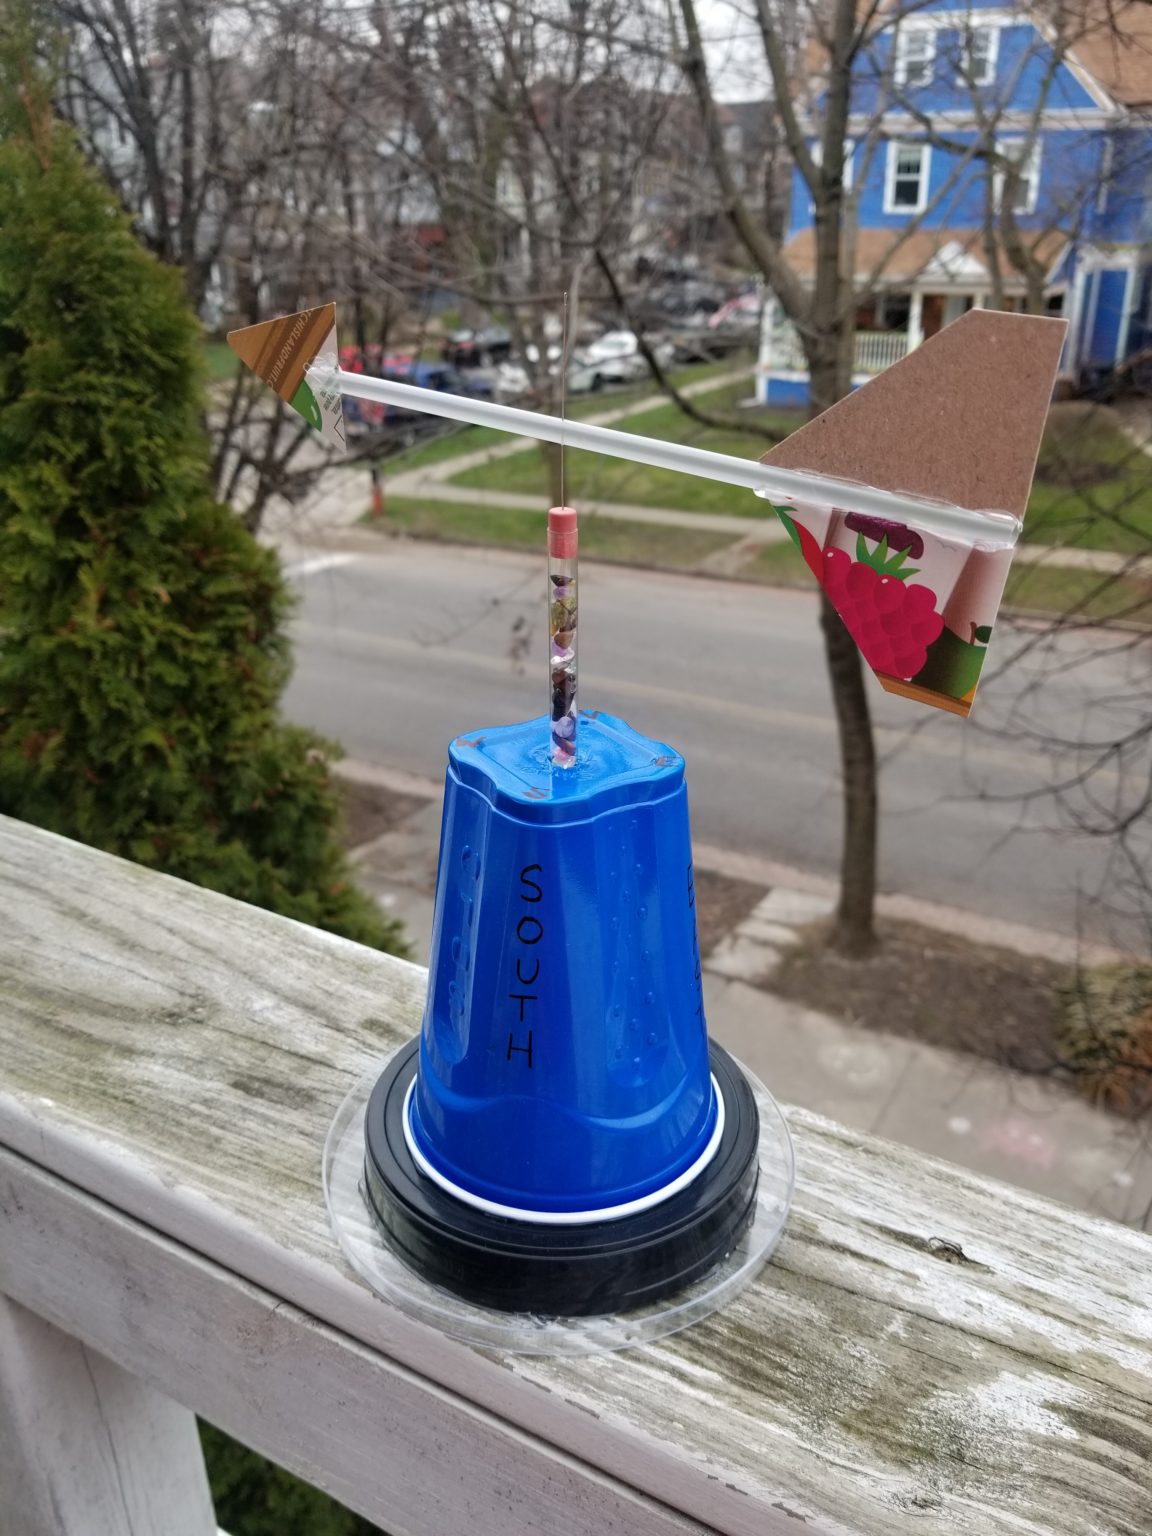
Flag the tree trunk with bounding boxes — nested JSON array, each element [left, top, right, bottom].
[[796, 0, 877, 956], [808, 346, 878, 957], [819, 590, 878, 956]]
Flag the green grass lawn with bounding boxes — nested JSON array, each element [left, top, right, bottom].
[[1024, 403, 1152, 552], [451, 377, 802, 517], [739, 539, 809, 586], [441, 381, 1151, 550], [202, 336, 238, 381], [371, 497, 734, 570], [1003, 562, 1152, 623]]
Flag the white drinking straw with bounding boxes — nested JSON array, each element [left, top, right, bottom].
[[307, 364, 1022, 545]]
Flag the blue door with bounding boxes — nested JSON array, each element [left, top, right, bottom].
[[1083, 268, 1130, 369]]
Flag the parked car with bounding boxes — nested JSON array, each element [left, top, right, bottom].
[[506, 330, 673, 397], [488, 360, 531, 400], [524, 342, 633, 394], [442, 327, 513, 368], [638, 281, 725, 324], [576, 330, 675, 385], [521, 342, 605, 395], [339, 347, 492, 432]]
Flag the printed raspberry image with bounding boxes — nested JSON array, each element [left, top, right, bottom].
[[821, 537, 944, 680]]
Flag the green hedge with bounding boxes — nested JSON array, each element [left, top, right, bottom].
[[1, 27, 401, 1533]]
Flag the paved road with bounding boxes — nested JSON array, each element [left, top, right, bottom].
[[283, 541, 1151, 949]]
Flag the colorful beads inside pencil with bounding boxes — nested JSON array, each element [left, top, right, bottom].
[[548, 507, 578, 768]]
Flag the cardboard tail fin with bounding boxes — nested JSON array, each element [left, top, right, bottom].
[[227, 302, 346, 453], [761, 310, 1067, 716]]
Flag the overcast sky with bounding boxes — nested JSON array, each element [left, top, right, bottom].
[[699, 0, 773, 101]]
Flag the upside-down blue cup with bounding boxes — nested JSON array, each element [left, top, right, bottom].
[[413, 710, 715, 1216], [362, 711, 760, 1316]]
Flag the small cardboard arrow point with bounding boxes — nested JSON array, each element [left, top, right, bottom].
[[762, 311, 1068, 716], [227, 302, 346, 453]]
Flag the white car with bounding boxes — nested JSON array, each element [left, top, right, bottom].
[[516, 332, 674, 394], [519, 343, 619, 395], [581, 330, 675, 383], [475, 361, 530, 400]]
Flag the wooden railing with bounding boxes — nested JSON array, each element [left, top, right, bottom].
[[852, 328, 911, 373], [764, 324, 910, 375], [1, 813, 1149, 1536]]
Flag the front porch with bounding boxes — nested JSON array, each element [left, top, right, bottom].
[[756, 289, 991, 407], [758, 225, 1073, 407]]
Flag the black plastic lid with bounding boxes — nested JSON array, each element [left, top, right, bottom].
[[362, 1038, 760, 1318]]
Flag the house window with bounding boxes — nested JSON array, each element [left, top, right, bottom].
[[995, 138, 1041, 214], [958, 24, 998, 86], [885, 140, 930, 213], [894, 27, 935, 89]]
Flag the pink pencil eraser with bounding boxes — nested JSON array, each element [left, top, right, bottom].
[[548, 505, 578, 558]]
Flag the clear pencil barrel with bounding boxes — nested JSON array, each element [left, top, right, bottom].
[[548, 509, 579, 768]]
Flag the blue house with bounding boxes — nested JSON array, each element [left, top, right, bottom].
[[758, 1, 1152, 407]]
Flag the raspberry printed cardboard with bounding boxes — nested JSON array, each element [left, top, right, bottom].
[[227, 303, 346, 452], [761, 310, 1068, 716]]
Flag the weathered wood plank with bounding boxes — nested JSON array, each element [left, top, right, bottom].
[[0, 1150, 709, 1536], [0, 1294, 216, 1536], [1, 815, 1150, 1536]]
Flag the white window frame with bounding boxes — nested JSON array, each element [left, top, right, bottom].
[[994, 137, 1041, 215], [956, 23, 999, 87], [894, 26, 936, 89], [840, 138, 856, 191], [1095, 136, 1113, 215], [807, 138, 856, 211], [884, 140, 931, 214]]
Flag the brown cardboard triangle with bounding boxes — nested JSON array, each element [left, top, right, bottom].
[[227, 303, 337, 405], [761, 310, 1067, 517]]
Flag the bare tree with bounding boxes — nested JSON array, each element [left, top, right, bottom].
[[671, 0, 1139, 955], [51, 0, 445, 527], [340, 0, 728, 502], [675, 0, 947, 954]]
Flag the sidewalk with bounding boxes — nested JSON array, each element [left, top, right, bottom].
[[380, 477, 770, 538], [711, 972, 1151, 1227], [339, 756, 1152, 1231], [1013, 541, 1152, 577]]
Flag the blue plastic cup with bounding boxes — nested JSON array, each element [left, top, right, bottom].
[[409, 710, 718, 1218]]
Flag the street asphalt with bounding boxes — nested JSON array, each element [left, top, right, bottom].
[[282, 539, 1152, 951]]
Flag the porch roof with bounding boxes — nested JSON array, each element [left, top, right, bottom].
[[780, 226, 1069, 289]]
